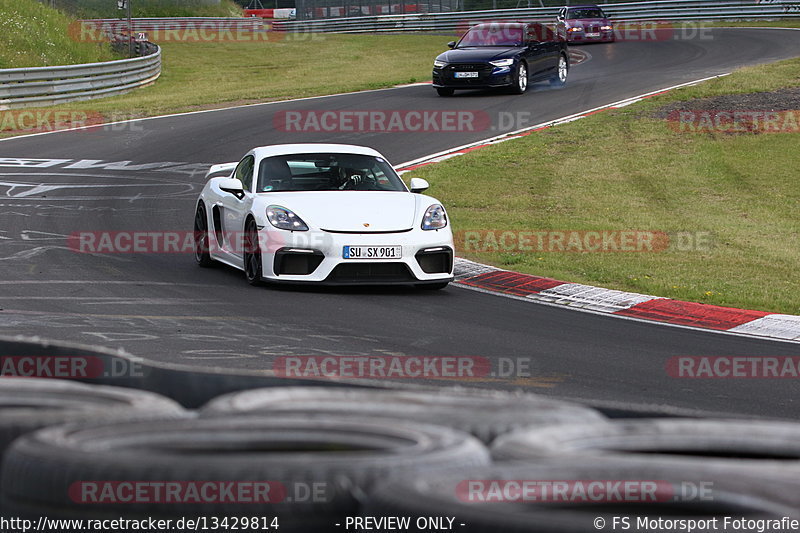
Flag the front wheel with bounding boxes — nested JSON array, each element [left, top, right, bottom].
[[511, 61, 528, 94], [243, 218, 263, 286], [436, 87, 454, 97], [550, 54, 568, 87], [193, 203, 214, 267]]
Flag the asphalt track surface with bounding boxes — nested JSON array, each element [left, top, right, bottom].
[[1, 28, 799, 418]]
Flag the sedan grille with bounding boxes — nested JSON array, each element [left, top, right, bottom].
[[442, 63, 494, 85]]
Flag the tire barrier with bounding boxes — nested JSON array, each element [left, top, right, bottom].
[[364, 460, 800, 532], [491, 418, 800, 475], [0, 335, 372, 408], [1, 416, 489, 530], [0, 378, 188, 475], [200, 386, 607, 443]]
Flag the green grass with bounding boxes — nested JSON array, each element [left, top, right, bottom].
[[405, 58, 800, 315], [0, 0, 117, 68], [64, 0, 243, 18], [4, 34, 446, 120]]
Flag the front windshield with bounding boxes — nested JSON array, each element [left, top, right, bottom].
[[457, 25, 524, 47], [256, 153, 407, 192], [567, 8, 605, 19]]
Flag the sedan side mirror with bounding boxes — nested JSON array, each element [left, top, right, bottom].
[[409, 178, 430, 193], [447, 41, 456, 48], [218, 177, 245, 199]]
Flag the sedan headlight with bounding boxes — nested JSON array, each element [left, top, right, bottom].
[[489, 58, 514, 67], [433, 60, 446, 68], [422, 204, 448, 230], [600, 25, 613, 30], [568, 27, 583, 32], [266, 205, 309, 231]]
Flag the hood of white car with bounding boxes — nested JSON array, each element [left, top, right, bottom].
[[263, 191, 418, 232]]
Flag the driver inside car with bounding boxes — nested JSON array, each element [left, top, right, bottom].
[[335, 167, 366, 190]]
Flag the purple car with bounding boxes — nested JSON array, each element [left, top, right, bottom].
[[557, 5, 615, 43]]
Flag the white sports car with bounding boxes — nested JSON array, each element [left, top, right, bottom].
[[193, 144, 454, 289]]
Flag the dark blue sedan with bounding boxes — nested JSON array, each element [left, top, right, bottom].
[[432, 22, 569, 96]]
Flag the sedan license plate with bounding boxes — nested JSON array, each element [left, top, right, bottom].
[[454, 71, 479, 78], [586, 32, 601, 37], [343, 246, 402, 259]]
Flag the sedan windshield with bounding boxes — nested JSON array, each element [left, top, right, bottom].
[[457, 25, 524, 47], [567, 8, 605, 19], [256, 153, 407, 192]]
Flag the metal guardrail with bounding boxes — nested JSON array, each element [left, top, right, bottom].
[[80, 17, 264, 32], [274, 0, 800, 32], [0, 44, 161, 110]]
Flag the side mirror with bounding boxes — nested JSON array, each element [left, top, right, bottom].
[[447, 41, 456, 48], [409, 178, 430, 193], [218, 177, 245, 199]]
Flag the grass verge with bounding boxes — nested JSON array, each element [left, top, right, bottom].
[[0, 0, 118, 68], [405, 57, 800, 315], [0, 33, 446, 124]]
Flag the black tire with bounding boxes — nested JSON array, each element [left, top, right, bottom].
[[194, 202, 214, 267], [550, 53, 569, 87], [510, 61, 528, 94], [364, 460, 800, 532], [243, 217, 263, 285], [1, 416, 489, 529], [0, 378, 187, 469], [201, 387, 605, 444], [491, 418, 800, 474], [436, 87, 454, 97]]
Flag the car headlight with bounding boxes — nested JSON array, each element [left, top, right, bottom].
[[489, 58, 514, 67], [266, 205, 309, 231], [600, 25, 613, 30], [568, 27, 583, 32], [422, 204, 447, 230], [433, 60, 446, 68]]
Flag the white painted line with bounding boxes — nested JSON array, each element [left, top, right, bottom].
[[397, 74, 730, 170], [0, 81, 432, 143]]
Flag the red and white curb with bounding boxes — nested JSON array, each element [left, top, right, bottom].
[[453, 258, 799, 342], [394, 74, 799, 343]]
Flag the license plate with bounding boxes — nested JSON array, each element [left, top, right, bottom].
[[454, 71, 479, 78], [586, 32, 601, 37], [343, 245, 402, 259]]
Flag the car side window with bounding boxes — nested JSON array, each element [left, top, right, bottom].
[[234, 155, 255, 193]]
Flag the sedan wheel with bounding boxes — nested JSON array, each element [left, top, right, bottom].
[[193, 203, 214, 267], [243, 219, 263, 285], [511, 61, 528, 94], [550, 55, 568, 87]]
